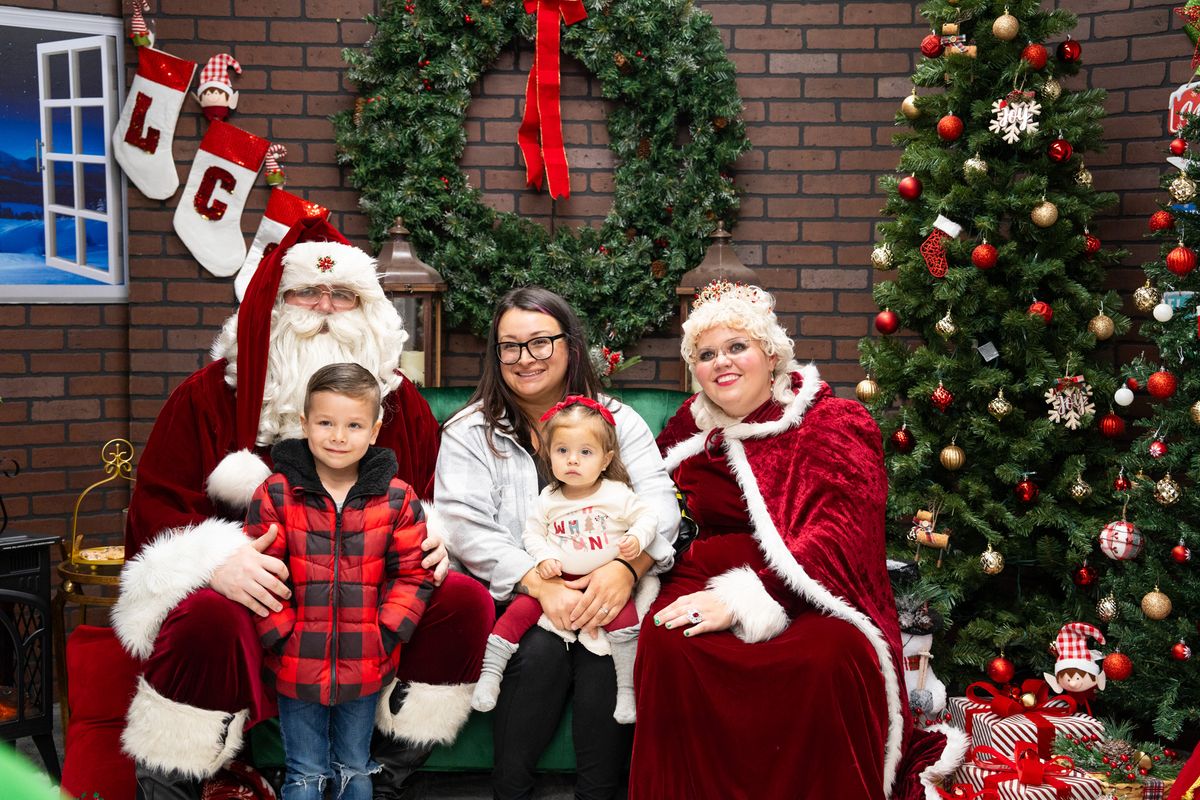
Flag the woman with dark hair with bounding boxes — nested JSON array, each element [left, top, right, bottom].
[[435, 287, 679, 800]]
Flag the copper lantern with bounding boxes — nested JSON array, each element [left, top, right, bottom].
[[377, 217, 446, 387]]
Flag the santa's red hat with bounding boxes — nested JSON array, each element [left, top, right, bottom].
[[1053, 621, 1105, 676]]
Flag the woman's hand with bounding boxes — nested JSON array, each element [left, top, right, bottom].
[[565, 561, 635, 635], [531, 576, 585, 631], [654, 590, 734, 637], [210, 526, 291, 617]]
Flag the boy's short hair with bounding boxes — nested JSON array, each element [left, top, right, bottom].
[[304, 363, 382, 421]]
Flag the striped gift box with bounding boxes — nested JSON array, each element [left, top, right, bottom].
[[949, 694, 987, 731], [957, 761, 1104, 799], [972, 710, 1103, 759]]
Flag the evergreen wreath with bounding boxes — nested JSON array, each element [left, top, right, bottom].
[[333, 0, 750, 348]]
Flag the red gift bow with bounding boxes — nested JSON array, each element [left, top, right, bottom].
[[539, 395, 616, 425], [972, 742, 1076, 800], [964, 679, 1077, 758], [517, 0, 587, 199]]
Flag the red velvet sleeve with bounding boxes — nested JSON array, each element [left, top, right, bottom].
[[378, 377, 441, 500]]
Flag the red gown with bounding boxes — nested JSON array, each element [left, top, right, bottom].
[[630, 367, 964, 800]]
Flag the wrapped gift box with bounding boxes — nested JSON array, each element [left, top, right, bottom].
[[947, 681, 1103, 758], [957, 759, 1103, 799], [971, 708, 1103, 759]]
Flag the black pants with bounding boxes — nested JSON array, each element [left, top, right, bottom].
[[491, 626, 631, 800]]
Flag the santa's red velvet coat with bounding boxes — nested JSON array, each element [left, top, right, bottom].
[[630, 366, 965, 800]]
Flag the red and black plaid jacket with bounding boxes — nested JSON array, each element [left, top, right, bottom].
[[248, 438, 435, 705]]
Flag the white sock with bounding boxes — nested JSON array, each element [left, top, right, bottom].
[[609, 630, 639, 725], [471, 635, 519, 713], [112, 47, 196, 200]]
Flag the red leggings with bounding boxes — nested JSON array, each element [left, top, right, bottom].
[[492, 574, 638, 644]]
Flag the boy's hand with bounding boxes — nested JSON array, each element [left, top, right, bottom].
[[537, 559, 563, 580], [617, 534, 642, 560]]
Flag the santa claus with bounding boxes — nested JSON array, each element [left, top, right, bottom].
[[112, 217, 493, 797]]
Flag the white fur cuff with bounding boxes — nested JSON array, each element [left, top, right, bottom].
[[206, 449, 272, 509], [919, 724, 970, 800], [113, 518, 250, 659], [707, 566, 789, 643], [375, 680, 474, 747], [122, 676, 248, 779]]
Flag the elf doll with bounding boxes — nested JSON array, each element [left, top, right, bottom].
[[1043, 621, 1106, 715]]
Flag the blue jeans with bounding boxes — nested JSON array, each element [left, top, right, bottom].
[[277, 692, 380, 800]]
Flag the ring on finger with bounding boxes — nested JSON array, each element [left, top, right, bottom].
[[599, 606, 610, 616], [686, 608, 703, 625]]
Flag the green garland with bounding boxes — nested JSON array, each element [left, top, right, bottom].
[[333, 0, 750, 348]]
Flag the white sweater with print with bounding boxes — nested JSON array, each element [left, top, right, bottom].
[[522, 479, 658, 576]]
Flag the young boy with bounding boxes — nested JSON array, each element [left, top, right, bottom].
[[247, 362, 435, 800]]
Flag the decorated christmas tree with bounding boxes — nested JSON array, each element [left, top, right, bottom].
[[1099, 117, 1200, 740], [858, 0, 1130, 716]]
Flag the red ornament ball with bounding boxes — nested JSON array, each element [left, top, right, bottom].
[[898, 175, 923, 200], [930, 383, 954, 413], [1057, 39, 1082, 62], [1103, 652, 1133, 681], [1048, 138, 1074, 163], [1114, 473, 1132, 492], [875, 309, 900, 335], [1099, 413, 1125, 438], [1126, 377, 1139, 391], [1172, 542, 1192, 564], [937, 114, 965, 142], [1073, 564, 1097, 588], [1084, 233, 1101, 255], [1171, 138, 1188, 156], [1015, 478, 1040, 504], [972, 242, 999, 270], [1172, 641, 1192, 662], [890, 426, 916, 453], [987, 655, 1015, 684], [1022, 43, 1049, 70], [1150, 210, 1176, 232], [921, 34, 945, 58], [1028, 301, 1053, 323], [1147, 370, 1177, 399], [1166, 245, 1196, 276], [1150, 439, 1169, 458]]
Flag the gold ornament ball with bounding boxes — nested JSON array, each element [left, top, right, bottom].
[[988, 390, 1013, 421], [935, 311, 958, 338], [871, 243, 893, 270], [1155, 473, 1181, 506], [1042, 79, 1062, 101], [1097, 593, 1119, 623], [1069, 475, 1092, 502], [1087, 313, 1114, 341], [1032, 201, 1059, 228], [1171, 174, 1197, 203], [856, 377, 881, 403], [1136, 752, 1153, 771], [1020, 692, 1037, 708], [1133, 281, 1162, 313], [901, 94, 920, 120], [1075, 166, 1093, 189], [980, 544, 1005, 575], [964, 153, 988, 179], [940, 443, 966, 471], [993, 12, 1019, 41], [1191, 400, 1200, 425], [1141, 587, 1172, 620]]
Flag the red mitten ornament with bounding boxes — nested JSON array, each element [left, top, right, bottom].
[[111, 46, 197, 199], [173, 120, 270, 276], [235, 188, 329, 300], [920, 215, 963, 277]]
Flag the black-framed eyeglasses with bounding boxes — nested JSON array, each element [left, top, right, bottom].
[[496, 333, 567, 364]]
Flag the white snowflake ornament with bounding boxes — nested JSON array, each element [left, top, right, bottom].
[[1045, 375, 1094, 430], [989, 93, 1041, 144]]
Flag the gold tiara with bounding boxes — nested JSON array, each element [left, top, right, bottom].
[[691, 280, 773, 312]]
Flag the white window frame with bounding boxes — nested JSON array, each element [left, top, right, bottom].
[[1, 7, 126, 303]]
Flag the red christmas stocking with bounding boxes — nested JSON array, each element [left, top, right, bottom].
[[173, 120, 270, 277], [920, 215, 963, 278], [112, 47, 196, 200], [234, 188, 329, 300]]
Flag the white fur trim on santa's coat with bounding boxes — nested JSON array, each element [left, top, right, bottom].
[[122, 676, 248, 780], [375, 680, 474, 747], [707, 566, 789, 643], [660, 363, 908, 799], [112, 518, 249, 659], [205, 449, 272, 509], [919, 724, 970, 800]]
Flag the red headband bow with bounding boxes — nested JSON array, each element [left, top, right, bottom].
[[540, 395, 616, 426]]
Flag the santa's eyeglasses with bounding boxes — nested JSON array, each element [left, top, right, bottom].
[[284, 285, 360, 310]]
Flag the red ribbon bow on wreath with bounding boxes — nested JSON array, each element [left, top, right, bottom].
[[540, 394, 616, 425], [972, 742, 1076, 800], [518, 0, 588, 199], [964, 679, 1077, 758]]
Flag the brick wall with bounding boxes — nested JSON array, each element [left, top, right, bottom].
[[0, 0, 1188, 544]]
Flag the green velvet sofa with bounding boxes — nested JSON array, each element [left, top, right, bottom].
[[418, 385, 689, 772]]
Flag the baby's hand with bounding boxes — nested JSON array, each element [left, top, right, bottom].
[[618, 535, 642, 559], [537, 559, 563, 579]]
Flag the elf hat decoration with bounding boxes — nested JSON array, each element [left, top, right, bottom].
[[1052, 621, 1106, 676], [195, 53, 241, 119]]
